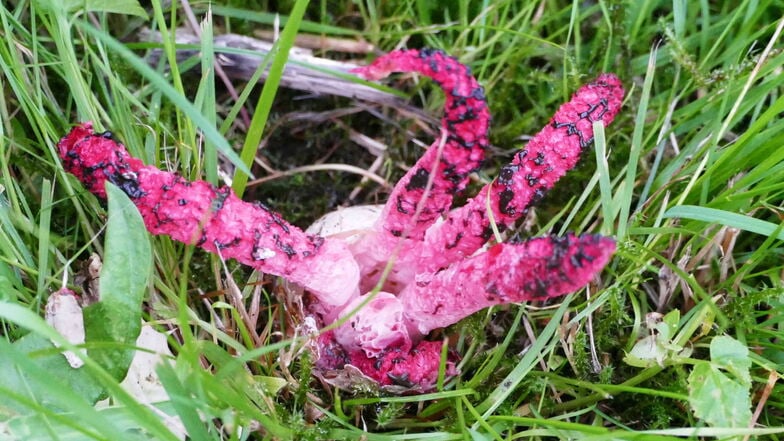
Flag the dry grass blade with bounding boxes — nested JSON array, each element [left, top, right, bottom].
[[253, 29, 375, 53]]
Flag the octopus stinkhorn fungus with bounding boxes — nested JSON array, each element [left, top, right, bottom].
[[58, 48, 623, 390]]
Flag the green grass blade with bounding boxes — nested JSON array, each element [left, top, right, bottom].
[[195, 8, 218, 184], [617, 44, 657, 238], [593, 121, 614, 235], [74, 19, 251, 177], [475, 298, 572, 419], [35, 179, 52, 298], [231, 0, 310, 196], [663, 205, 784, 241]]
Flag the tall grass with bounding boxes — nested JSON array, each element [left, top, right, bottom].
[[1, 0, 783, 439]]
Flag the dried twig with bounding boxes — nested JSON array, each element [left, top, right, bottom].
[[141, 29, 406, 107]]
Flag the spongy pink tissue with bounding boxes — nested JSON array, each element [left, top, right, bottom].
[[335, 292, 411, 357], [59, 48, 623, 391]]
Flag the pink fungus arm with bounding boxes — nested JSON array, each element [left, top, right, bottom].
[[352, 49, 490, 241], [417, 74, 624, 271], [317, 331, 455, 388], [58, 122, 359, 308], [400, 234, 616, 336]]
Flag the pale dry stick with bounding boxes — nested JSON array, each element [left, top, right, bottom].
[[330, 118, 389, 200], [246, 275, 263, 328], [277, 335, 302, 390], [521, 316, 549, 373], [669, 132, 680, 155], [532, 0, 546, 23], [179, 0, 251, 128], [145, 402, 188, 439], [217, 251, 263, 347], [332, 118, 388, 156], [202, 296, 226, 337], [689, 225, 736, 283], [251, 144, 278, 175], [745, 369, 779, 441], [141, 29, 406, 106], [349, 155, 385, 201], [559, 312, 577, 372], [585, 287, 602, 374]]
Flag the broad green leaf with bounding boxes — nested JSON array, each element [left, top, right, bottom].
[[710, 335, 751, 387], [624, 310, 691, 368], [687, 362, 752, 428], [0, 307, 181, 440], [623, 333, 692, 368], [661, 309, 680, 338], [688, 337, 753, 429], [624, 334, 670, 368], [83, 183, 152, 380], [0, 333, 103, 416], [254, 376, 288, 396]]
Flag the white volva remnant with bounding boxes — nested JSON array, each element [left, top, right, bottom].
[[45, 289, 87, 368]]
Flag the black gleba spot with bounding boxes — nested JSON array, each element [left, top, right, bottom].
[[498, 188, 515, 215], [405, 168, 430, 191], [107, 171, 145, 199]]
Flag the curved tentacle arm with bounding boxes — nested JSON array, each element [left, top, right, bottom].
[[352, 49, 490, 241], [399, 234, 616, 336], [58, 122, 360, 310], [414, 74, 624, 272]]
